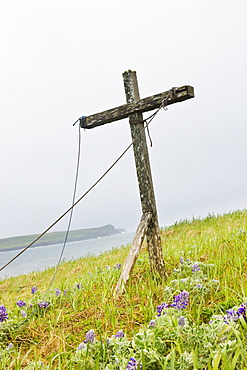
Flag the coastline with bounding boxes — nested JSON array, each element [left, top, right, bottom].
[[0, 225, 125, 253]]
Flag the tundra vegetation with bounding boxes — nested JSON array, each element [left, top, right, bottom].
[[0, 210, 247, 369]]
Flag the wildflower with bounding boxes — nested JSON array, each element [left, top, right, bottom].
[[31, 286, 38, 294], [55, 288, 61, 296], [106, 265, 110, 269], [178, 316, 186, 327], [7, 343, 14, 350], [76, 342, 86, 352], [38, 301, 49, 309], [84, 329, 95, 343], [224, 308, 239, 323], [149, 319, 156, 327], [0, 305, 8, 322], [157, 302, 169, 316], [180, 278, 188, 284], [238, 302, 247, 318], [192, 263, 200, 272], [114, 329, 124, 338], [76, 283, 82, 289], [20, 310, 27, 317], [196, 284, 203, 289], [180, 257, 185, 264], [126, 357, 142, 369], [16, 300, 26, 307], [114, 263, 122, 270], [171, 290, 189, 310]]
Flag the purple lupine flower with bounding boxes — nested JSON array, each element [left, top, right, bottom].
[[84, 329, 95, 343], [192, 263, 200, 272], [20, 310, 27, 317], [180, 278, 188, 284], [16, 300, 26, 308], [76, 342, 86, 352], [114, 263, 122, 270], [238, 302, 247, 319], [0, 305, 8, 322], [114, 330, 124, 338], [171, 290, 189, 310], [149, 320, 156, 327], [38, 301, 49, 309], [76, 283, 82, 289], [7, 343, 14, 350], [157, 302, 169, 316], [126, 357, 142, 369], [178, 316, 186, 327], [180, 257, 185, 264], [31, 286, 38, 294], [55, 288, 61, 296], [224, 308, 239, 323]]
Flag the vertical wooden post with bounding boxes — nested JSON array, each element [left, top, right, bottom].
[[123, 70, 165, 279]]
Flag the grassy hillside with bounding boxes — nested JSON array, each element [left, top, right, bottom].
[[0, 210, 247, 369], [0, 224, 123, 252]]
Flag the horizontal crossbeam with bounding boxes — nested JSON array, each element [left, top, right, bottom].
[[81, 85, 194, 129]]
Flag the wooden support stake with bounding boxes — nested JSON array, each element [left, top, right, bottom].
[[115, 212, 152, 294]]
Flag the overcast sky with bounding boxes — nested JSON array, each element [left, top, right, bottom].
[[0, 0, 246, 239]]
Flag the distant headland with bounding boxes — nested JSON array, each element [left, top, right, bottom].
[[0, 225, 125, 252]]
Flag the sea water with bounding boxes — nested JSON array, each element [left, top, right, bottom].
[[0, 230, 135, 279]]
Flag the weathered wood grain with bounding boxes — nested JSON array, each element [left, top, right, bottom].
[[123, 70, 166, 280], [81, 85, 194, 129], [115, 212, 152, 294]]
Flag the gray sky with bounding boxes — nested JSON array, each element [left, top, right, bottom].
[[0, 0, 246, 239]]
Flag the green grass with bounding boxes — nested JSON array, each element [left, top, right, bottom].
[[1, 209, 247, 369]]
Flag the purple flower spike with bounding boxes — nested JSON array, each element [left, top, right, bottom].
[[55, 288, 61, 296], [84, 329, 95, 343], [157, 302, 169, 316], [0, 305, 8, 322], [171, 290, 189, 310], [149, 320, 156, 327], [76, 342, 86, 352], [16, 300, 26, 308], [114, 263, 122, 270], [224, 308, 239, 323], [178, 316, 186, 327], [20, 310, 27, 317], [114, 329, 124, 338], [126, 357, 142, 369], [192, 263, 200, 272], [38, 301, 49, 309], [31, 286, 38, 294], [180, 257, 184, 264]]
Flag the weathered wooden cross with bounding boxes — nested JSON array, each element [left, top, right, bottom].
[[80, 70, 194, 293]]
